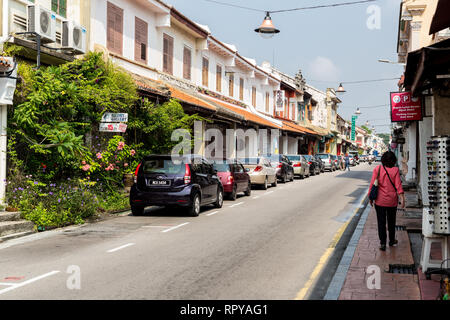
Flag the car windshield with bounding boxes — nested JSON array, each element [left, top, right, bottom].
[[316, 154, 328, 159], [239, 158, 260, 165], [142, 158, 185, 175], [212, 162, 230, 172], [286, 155, 300, 161], [303, 155, 312, 160]]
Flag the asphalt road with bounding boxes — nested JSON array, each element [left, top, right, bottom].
[[0, 163, 373, 300]]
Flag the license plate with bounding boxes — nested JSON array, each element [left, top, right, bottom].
[[148, 180, 171, 186]]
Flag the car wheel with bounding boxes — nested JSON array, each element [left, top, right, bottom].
[[229, 184, 237, 201], [290, 172, 294, 181], [131, 205, 144, 216], [262, 176, 268, 190], [188, 193, 201, 217], [282, 173, 287, 183], [244, 181, 251, 196], [214, 188, 224, 208], [272, 176, 277, 187]]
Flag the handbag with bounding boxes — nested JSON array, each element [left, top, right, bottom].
[[369, 165, 381, 201]]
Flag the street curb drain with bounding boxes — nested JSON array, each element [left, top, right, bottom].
[[387, 264, 417, 274]]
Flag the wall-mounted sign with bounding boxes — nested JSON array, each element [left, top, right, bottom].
[[101, 112, 128, 123], [390, 91, 422, 122], [275, 90, 285, 112], [351, 115, 356, 141], [99, 122, 127, 133]]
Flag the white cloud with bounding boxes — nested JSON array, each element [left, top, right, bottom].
[[307, 56, 340, 82]]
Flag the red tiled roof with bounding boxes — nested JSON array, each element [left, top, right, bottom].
[[168, 85, 217, 111]]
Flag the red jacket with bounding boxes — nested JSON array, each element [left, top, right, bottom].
[[368, 165, 404, 207]]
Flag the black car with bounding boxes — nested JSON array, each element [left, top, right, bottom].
[[302, 155, 321, 175], [314, 154, 326, 173], [267, 154, 295, 183], [130, 154, 224, 216]]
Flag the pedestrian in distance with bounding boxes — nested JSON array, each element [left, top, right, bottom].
[[368, 151, 405, 251], [344, 154, 350, 171]]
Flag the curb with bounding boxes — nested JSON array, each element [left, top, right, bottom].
[[323, 195, 371, 300]]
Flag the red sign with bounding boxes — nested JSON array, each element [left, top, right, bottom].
[[390, 91, 422, 122]]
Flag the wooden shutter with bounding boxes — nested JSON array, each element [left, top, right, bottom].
[[163, 34, 173, 74], [107, 2, 123, 55], [135, 17, 148, 63], [229, 75, 234, 97], [202, 57, 209, 87], [265, 92, 270, 113], [239, 78, 244, 101], [183, 47, 192, 80], [252, 86, 256, 107], [216, 65, 222, 92]]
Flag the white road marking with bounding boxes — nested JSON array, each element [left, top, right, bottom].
[[141, 225, 170, 228], [0, 282, 16, 286], [0, 271, 60, 296], [252, 196, 260, 199], [261, 191, 274, 196], [107, 243, 135, 253], [162, 222, 189, 233], [230, 202, 244, 208], [206, 211, 219, 216]]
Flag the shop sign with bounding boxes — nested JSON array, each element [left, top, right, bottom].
[[99, 122, 127, 133], [390, 91, 422, 122], [275, 90, 285, 112]]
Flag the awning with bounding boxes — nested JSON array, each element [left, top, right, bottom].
[[130, 73, 171, 98], [429, 0, 450, 35], [404, 38, 450, 95], [281, 120, 320, 136]]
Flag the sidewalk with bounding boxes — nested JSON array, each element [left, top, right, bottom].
[[326, 191, 424, 300]]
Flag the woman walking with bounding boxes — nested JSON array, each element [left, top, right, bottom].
[[368, 151, 405, 251]]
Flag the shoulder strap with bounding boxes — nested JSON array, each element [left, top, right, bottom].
[[383, 165, 398, 193]]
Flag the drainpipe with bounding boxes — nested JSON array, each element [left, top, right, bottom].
[[0, 103, 6, 205]]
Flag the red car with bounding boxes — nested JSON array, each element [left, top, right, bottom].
[[212, 159, 251, 200]]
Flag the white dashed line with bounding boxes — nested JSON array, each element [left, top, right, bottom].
[[230, 202, 244, 208], [0, 271, 60, 296], [252, 196, 260, 199], [162, 222, 189, 233], [107, 243, 135, 253], [206, 211, 219, 216]]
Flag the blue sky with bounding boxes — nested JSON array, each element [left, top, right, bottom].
[[166, 0, 403, 133]]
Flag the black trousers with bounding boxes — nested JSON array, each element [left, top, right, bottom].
[[374, 205, 397, 245]]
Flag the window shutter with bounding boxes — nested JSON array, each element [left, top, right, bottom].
[[183, 47, 191, 80], [229, 75, 234, 97], [107, 2, 123, 55], [135, 17, 148, 63], [252, 86, 256, 107], [265, 92, 270, 113], [216, 65, 222, 92], [239, 78, 244, 101], [202, 57, 209, 87], [163, 34, 173, 74]]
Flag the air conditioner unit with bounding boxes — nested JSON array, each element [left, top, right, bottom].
[[27, 4, 56, 44], [62, 21, 87, 54]]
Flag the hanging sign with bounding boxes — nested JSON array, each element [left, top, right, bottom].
[[351, 115, 356, 141], [275, 90, 285, 112], [101, 112, 128, 123], [99, 122, 127, 133], [390, 91, 422, 122]]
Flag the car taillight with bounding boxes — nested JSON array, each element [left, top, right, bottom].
[[308, 162, 312, 165], [184, 164, 191, 184], [254, 166, 263, 172], [227, 176, 234, 183], [133, 163, 141, 184], [293, 162, 301, 167], [329, 159, 331, 163], [277, 163, 282, 169]]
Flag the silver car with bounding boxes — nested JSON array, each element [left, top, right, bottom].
[[239, 157, 278, 190], [316, 153, 336, 171], [286, 154, 310, 179]]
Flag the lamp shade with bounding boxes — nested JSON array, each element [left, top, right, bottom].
[[336, 83, 346, 93], [255, 12, 280, 38]]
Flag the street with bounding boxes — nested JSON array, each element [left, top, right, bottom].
[[0, 164, 372, 300]]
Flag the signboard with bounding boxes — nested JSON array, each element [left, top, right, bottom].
[[0, 57, 17, 105], [99, 122, 127, 133], [351, 115, 356, 141], [275, 90, 285, 112], [101, 113, 128, 123], [390, 91, 422, 122]]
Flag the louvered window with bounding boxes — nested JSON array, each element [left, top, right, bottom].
[[135, 17, 148, 63], [107, 2, 123, 55], [163, 33, 174, 75], [183, 47, 192, 80]]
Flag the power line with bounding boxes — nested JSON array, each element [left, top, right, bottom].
[[341, 77, 400, 84], [200, 0, 378, 14]]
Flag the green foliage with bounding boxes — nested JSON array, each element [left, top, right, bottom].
[[361, 125, 372, 134]]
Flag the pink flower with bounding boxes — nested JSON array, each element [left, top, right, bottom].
[[124, 163, 129, 167], [82, 164, 91, 172], [117, 141, 125, 151], [96, 153, 102, 159], [130, 149, 136, 156], [82, 161, 86, 165]]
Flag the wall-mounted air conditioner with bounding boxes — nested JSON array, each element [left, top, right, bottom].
[[62, 21, 87, 54], [27, 4, 56, 43]]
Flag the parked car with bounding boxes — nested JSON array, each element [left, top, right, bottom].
[[286, 155, 310, 178], [314, 154, 326, 173], [267, 154, 295, 183], [359, 154, 368, 162], [130, 154, 224, 217], [316, 153, 336, 172], [239, 157, 277, 190], [375, 155, 382, 162], [302, 155, 321, 175], [337, 155, 345, 170], [212, 159, 251, 200]]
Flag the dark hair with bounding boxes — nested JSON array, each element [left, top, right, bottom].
[[381, 151, 397, 168]]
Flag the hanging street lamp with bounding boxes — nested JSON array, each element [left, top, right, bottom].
[[336, 83, 346, 93], [254, 12, 280, 39]]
